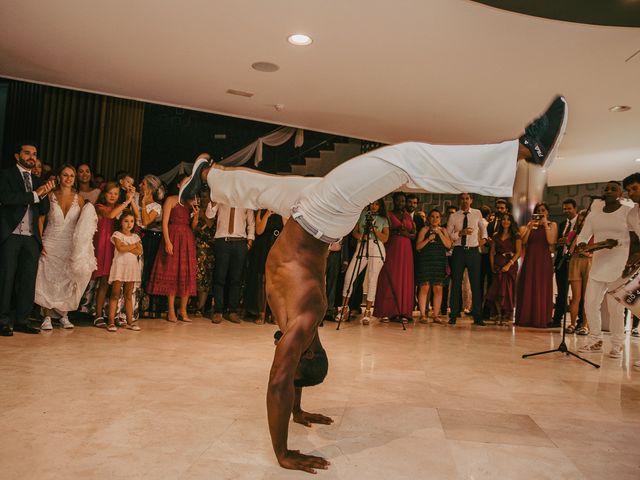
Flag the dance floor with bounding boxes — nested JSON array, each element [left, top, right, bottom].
[[1, 316, 639, 479]]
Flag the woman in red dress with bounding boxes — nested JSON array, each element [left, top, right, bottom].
[[147, 175, 197, 322], [515, 202, 558, 328], [486, 213, 522, 323], [374, 192, 415, 321]]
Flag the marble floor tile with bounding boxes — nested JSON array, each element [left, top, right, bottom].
[[1, 316, 639, 479]]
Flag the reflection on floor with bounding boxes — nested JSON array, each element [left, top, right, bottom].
[[1, 316, 639, 479]]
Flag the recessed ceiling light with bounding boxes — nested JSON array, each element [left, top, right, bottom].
[[252, 61, 279, 72], [287, 34, 313, 46], [635, 158, 640, 162], [609, 105, 631, 112]]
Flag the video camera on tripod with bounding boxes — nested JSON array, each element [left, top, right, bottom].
[[362, 210, 376, 238]]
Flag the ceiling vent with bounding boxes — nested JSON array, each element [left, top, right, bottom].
[[226, 89, 254, 98]]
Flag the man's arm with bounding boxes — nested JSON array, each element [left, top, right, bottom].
[[267, 324, 329, 474]]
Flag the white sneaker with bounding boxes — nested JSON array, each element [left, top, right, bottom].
[[632, 327, 639, 337], [41, 317, 53, 330], [608, 345, 623, 358], [578, 341, 603, 353], [59, 316, 74, 329]]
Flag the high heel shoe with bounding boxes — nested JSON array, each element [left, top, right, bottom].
[[178, 314, 192, 322]]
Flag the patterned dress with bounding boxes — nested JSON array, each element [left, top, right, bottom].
[[195, 217, 216, 292]]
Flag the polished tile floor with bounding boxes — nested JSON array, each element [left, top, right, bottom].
[[1, 316, 639, 479]]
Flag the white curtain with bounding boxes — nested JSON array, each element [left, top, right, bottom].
[[158, 128, 304, 184], [220, 127, 304, 167]]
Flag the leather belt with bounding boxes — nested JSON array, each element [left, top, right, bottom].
[[217, 237, 247, 242]]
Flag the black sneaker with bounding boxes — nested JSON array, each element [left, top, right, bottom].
[[520, 95, 568, 169], [178, 155, 211, 205]]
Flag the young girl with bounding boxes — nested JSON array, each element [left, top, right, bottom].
[[107, 211, 143, 331], [93, 181, 135, 327]]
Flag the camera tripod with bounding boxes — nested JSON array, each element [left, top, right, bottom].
[[337, 212, 406, 331]]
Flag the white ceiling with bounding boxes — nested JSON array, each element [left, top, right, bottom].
[[1, 0, 639, 186]]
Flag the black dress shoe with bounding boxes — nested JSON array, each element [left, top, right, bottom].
[[474, 320, 486, 326], [0, 325, 13, 337], [14, 324, 41, 334], [448, 318, 457, 325]]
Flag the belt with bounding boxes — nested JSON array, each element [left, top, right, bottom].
[[290, 205, 338, 244], [454, 245, 479, 251], [217, 237, 247, 242]]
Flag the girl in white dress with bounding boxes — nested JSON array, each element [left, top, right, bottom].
[[36, 165, 97, 330], [107, 211, 143, 332]]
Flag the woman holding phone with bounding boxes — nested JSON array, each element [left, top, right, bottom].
[[515, 202, 557, 328]]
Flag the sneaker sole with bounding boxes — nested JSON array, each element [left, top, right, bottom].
[[541, 96, 568, 170], [178, 157, 209, 205]]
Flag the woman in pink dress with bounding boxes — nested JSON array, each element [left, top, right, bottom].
[[515, 202, 558, 328], [374, 192, 415, 321], [92, 181, 135, 326], [147, 175, 197, 322]]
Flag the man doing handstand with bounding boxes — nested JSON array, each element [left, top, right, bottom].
[[180, 96, 568, 473]]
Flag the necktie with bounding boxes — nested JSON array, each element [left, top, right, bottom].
[[23, 171, 33, 192], [228, 207, 236, 235], [461, 212, 469, 246]]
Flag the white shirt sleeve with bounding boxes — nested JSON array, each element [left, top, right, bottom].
[[478, 214, 488, 240], [205, 202, 218, 219], [246, 209, 256, 240], [576, 213, 594, 245]]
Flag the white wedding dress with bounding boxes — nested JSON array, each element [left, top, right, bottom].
[[35, 194, 98, 314]]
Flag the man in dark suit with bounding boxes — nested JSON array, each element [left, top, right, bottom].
[[0, 142, 55, 336], [550, 198, 578, 328]]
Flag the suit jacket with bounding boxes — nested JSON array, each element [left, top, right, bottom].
[[0, 166, 50, 246], [487, 219, 500, 238], [554, 218, 571, 269]]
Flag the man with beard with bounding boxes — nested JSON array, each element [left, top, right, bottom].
[[0, 142, 55, 336]]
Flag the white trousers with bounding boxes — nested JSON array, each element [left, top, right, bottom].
[[342, 243, 385, 302], [585, 277, 625, 347], [207, 140, 518, 242]]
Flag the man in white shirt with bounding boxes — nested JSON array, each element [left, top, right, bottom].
[[207, 203, 255, 324], [576, 181, 632, 357], [446, 193, 488, 326]]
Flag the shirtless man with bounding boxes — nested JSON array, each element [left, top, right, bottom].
[[180, 96, 568, 473]]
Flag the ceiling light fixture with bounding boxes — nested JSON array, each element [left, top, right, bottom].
[[251, 61, 279, 72], [226, 89, 253, 98], [635, 158, 640, 163], [287, 33, 313, 46], [609, 105, 631, 112]]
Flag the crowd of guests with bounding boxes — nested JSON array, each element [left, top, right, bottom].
[[1, 141, 640, 365]]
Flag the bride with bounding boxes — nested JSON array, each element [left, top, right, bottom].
[[35, 164, 98, 329]]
